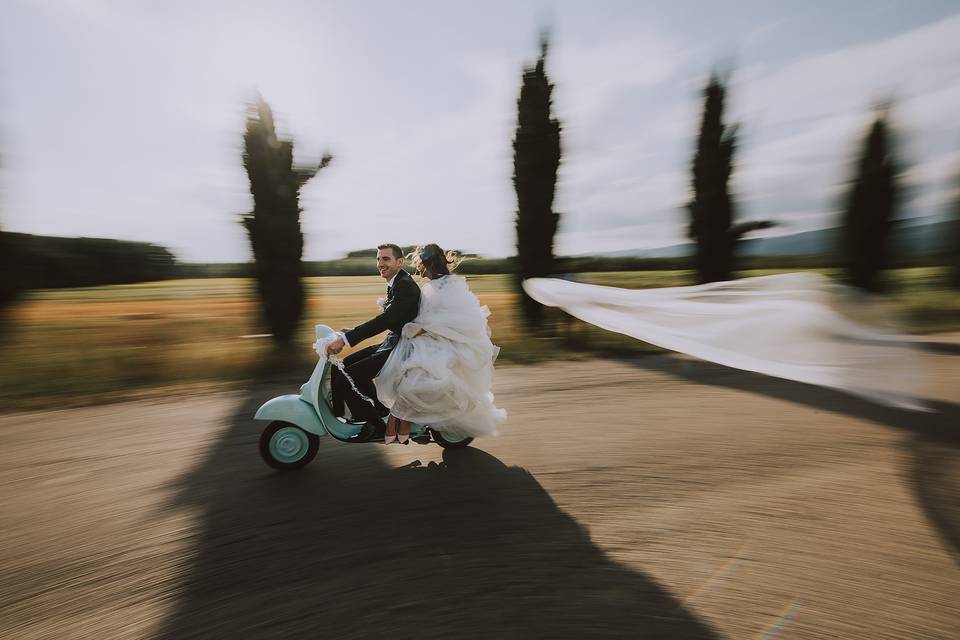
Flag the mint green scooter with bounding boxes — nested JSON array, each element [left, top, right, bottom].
[[254, 324, 473, 471]]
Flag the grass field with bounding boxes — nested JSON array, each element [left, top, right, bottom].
[[1, 268, 958, 408]]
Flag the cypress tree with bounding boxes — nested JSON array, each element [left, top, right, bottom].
[[841, 111, 898, 292], [0, 231, 21, 311], [241, 98, 332, 344], [688, 75, 768, 284], [950, 170, 960, 289], [513, 36, 561, 325], [0, 142, 23, 315]]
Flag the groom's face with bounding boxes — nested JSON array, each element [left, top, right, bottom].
[[376, 248, 402, 281]]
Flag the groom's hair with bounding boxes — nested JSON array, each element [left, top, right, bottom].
[[377, 243, 403, 259]]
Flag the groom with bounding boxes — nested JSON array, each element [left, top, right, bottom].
[[325, 243, 420, 439]]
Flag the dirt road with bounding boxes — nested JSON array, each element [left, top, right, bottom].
[[2, 342, 959, 639]]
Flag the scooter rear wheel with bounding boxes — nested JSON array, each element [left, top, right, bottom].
[[260, 421, 320, 471], [431, 429, 473, 449]]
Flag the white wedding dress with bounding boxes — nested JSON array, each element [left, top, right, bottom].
[[524, 273, 927, 411], [375, 275, 507, 438]]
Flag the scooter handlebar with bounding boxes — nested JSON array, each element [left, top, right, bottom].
[[314, 324, 335, 340]]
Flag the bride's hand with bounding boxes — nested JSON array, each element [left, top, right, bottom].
[[402, 323, 424, 339]]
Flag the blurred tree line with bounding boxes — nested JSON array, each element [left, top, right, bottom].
[[0, 232, 176, 289], [173, 250, 952, 280]]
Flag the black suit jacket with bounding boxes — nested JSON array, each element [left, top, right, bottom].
[[345, 269, 421, 352]]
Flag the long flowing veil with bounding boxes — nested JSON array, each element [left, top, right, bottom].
[[523, 273, 928, 411]]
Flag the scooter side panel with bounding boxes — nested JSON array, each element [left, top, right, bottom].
[[303, 354, 426, 439], [254, 395, 328, 437]]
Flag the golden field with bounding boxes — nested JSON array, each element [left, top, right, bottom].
[[1, 269, 957, 408]]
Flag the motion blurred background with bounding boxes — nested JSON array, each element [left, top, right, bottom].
[[1, 0, 959, 402], [1, 2, 958, 639]]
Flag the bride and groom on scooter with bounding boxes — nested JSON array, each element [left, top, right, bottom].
[[323, 243, 506, 444]]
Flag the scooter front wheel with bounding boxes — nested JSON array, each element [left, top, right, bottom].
[[259, 421, 320, 471]]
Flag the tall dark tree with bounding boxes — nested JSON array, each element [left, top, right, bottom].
[[688, 75, 736, 283], [241, 98, 332, 344], [513, 36, 561, 325], [950, 169, 960, 289], [687, 75, 771, 284], [0, 75, 27, 339], [0, 229, 21, 324], [841, 110, 899, 292], [0, 144, 22, 317]]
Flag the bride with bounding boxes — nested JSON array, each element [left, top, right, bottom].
[[375, 244, 507, 444]]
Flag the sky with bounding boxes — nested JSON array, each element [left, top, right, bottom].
[[2, 0, 959, 262]]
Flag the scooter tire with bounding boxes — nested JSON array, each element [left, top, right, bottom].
[[431, 430, 474, 449], [260, 421, 320, 471]]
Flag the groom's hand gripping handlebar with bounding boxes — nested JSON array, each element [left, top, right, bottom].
[[325, 335, 346, 356]]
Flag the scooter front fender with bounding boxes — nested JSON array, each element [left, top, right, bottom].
[[254, 395, 328, 438]]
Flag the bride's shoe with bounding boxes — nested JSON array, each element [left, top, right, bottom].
[[384, 434, 398, 445], [397, 420, 411, 445]]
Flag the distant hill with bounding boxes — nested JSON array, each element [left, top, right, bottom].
[[596, 217, 958, 259]]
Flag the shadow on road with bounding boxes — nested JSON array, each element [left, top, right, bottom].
[[153, 383, 716, 639], [919, 341, 960, 357], [624, 354, 960, 563], [909, 436, 960, 565], [624, 354, 960, 444]]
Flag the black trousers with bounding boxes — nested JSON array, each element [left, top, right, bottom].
[[331, 345, 391, 422]]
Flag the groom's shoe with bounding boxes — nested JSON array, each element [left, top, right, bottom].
[[354, 418, 384, 442]]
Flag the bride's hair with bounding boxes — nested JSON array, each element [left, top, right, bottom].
[[409, 244, 463, 279]]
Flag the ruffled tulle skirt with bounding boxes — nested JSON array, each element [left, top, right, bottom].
[[375, 279, 506, 439]]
